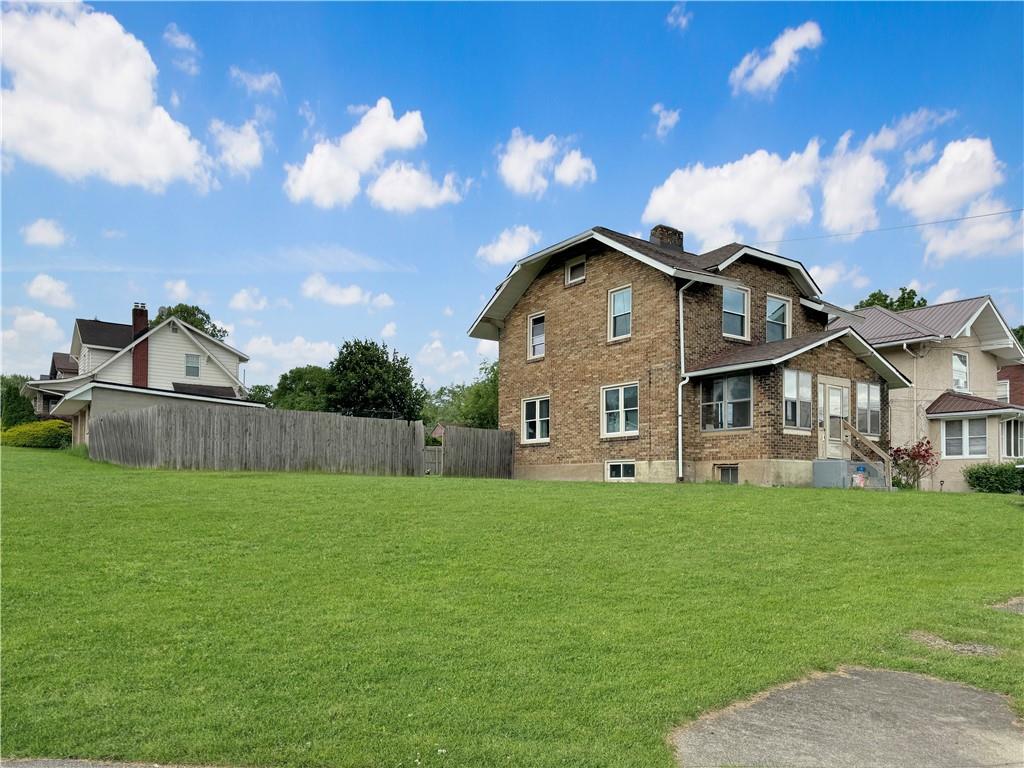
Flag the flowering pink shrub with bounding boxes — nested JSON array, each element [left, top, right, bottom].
[[890, 438, 940, 489]]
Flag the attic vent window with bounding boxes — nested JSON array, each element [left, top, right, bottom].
[[565, 256, 586, 286], [171, 324, 179, 333]]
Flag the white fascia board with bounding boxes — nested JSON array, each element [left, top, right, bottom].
[[717, 246, 822, 297], [927, 408, 1023, 420], [956, 298, 1024, 361], [62, 381, 265, 409], [872, 336, 944, 348]]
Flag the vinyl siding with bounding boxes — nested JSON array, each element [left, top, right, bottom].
[[78, 346, 115, 374], [193, 334, 241, 379], [145, 324, 240, 391], [99, 352, 133, 385]]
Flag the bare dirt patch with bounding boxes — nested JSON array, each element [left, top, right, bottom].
[[908, 630, 1002, 657], [992, 595, 1024, 614]]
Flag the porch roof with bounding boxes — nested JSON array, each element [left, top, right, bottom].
[[925, 391, 1024, 420]]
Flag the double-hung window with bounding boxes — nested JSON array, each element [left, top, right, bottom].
[[608, 286, 632, 341], [856, 382, 881, 436], [602, 383, 639, 437], [528, 313, 545, 359], [952, 352, 969, 392], [522, 396, 550, 443], [700, 375, 752, 431], [722, 287, 749, 339], [1003, 418, 1023, 459], [185, 353, 201, 378], [943, 418, 987, 458], [784, 370, 812, 430], [997, 380, 1010, 404], [766, 294, 791, 342]]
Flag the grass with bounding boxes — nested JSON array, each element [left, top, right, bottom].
[[2, 446, 1022, 767]]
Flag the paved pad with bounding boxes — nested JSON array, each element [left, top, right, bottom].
[[672, 667, 1024, 768]]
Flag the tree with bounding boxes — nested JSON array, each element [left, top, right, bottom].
[[890, 438, 940, 490], [245, 384, 274, 406], [1013, 325, 1024, 347], [422, 362, 499, 431], [854, 287, 928, 312], [272, 365, 331, 411], [327, 340, 425, 420], [151, 304, 230, 341], [1, 374, 37, 429]]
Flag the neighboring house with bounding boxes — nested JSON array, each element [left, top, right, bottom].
[[21, 303, 263, 444], [831, 297, 1024, 491], [469, 225, 909, 485], [997, 362, 1024, 405]]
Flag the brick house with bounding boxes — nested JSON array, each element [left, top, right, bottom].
[[469, 225, 909, 485], [997, 363, 1024, 406]]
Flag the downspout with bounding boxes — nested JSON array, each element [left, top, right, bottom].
[[677, 285, 690, 481], [903, 342, 921, 440]]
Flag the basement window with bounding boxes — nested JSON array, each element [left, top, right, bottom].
[[718, 465, 739, 484], [185, 353, 201, 378], [606, 461, 636, 482]]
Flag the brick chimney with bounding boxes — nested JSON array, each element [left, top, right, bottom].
[[650, 225, 684, 250], [132, 302, 148, 388]]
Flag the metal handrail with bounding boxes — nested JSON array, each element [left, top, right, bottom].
[[840, 419, 893, 490]]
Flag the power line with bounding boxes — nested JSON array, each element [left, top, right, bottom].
[[753, 208, 1023, 247]]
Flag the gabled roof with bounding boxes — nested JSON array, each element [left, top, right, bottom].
[[50, 352, 78, 377], [830, 295, 1022, 361], [684, 327, 912, 388], [75, 319, 134, 349], [925, 390, 1024, 419], [468, 226, 822, 341]]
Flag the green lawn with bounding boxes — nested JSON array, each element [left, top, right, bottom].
[[2, 447, 1022, 767]]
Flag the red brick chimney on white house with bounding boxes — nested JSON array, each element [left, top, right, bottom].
[[131, 302, 148, 388]]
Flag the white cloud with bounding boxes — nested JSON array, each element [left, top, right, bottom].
[[26, 274, 74, 308], [244, 335, 336, 381], [366, 162, 464, 212], [169, 89, 181, 109], [935, 288, 961, 304], [283, 96, 426, 209], [2, 5, 212, 193], [229, 287, 269, 312], [475, 339, 499, 358], [889, 137, 1004, 221], [729, 21, 823, 96], [666, 3, 692, 31], [210, 119, 264, 178], [1, 306, 66, 375], [889, 138, 1021, 263], [904, 141, 935, 167], [651, 103, 680, 140], [229, 66, 282, 96], [300, 273, 391, 309], [497, 129, 559, 197], [101, 228, 126, 239], [443, 306, 454, 317], [642, 140, 820, 250], [21, 218, 67, 247], [553, 149, 597, 188], [809, 261, 870, 295], [477, 225, 542, 265], [381, 321, 397, 339], [163, 23, 200, 76], [821, 110, 955, 237], [417, 338, 470, 375], [164, 279, 191, 301]]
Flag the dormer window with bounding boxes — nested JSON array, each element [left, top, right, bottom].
[[722, 287, 750, 340], [766, 294, 791, 342]]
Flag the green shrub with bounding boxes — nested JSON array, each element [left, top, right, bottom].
[[1, 419, 72, 449], [962, 462, 1023, 494]]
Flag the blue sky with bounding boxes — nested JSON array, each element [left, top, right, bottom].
[[3, 2, 1022, 386]]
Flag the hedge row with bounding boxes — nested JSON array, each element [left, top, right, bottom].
[[962, 462, 1023, 494], [1, 419, 72, 449]]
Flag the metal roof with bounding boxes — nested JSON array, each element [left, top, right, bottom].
[[925, 390, 1024, 417]]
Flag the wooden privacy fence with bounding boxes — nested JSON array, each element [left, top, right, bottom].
[[438, 425, 515, 479], [90, 404, 424, 476]]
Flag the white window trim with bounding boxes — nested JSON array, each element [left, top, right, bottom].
[[605, 459, 637, 482], [783, 369, 813, 432], [601, 381, 640, 438], [1001, 416, 1023, 459], [722, 285, 751, 341], [951, 351, 970, 393], [700, 374, 754, 432], [564, 255, 586, 286], [996, 380, 1010, 404], [940, 417, 988, 460], [607, 284, 633, 342], [521, 395, 551, 445], [855, 381, 882, 437], [527, 312, 545, 361], [185, 353, 201, 378], [766, 293, 792, 341]]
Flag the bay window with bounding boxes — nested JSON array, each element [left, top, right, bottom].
[[943, 417, 987, 458], [1003, 418, 1023, 459]]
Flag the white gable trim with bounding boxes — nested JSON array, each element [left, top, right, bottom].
[[716, 246, 821, 297], [954, 298, 1024, 360], [176, 321, 245, 389]]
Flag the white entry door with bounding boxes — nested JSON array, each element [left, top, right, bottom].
[[826, 385, 845, 458]]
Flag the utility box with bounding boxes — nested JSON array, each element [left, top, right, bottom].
[[813, 459, 885, 489]]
